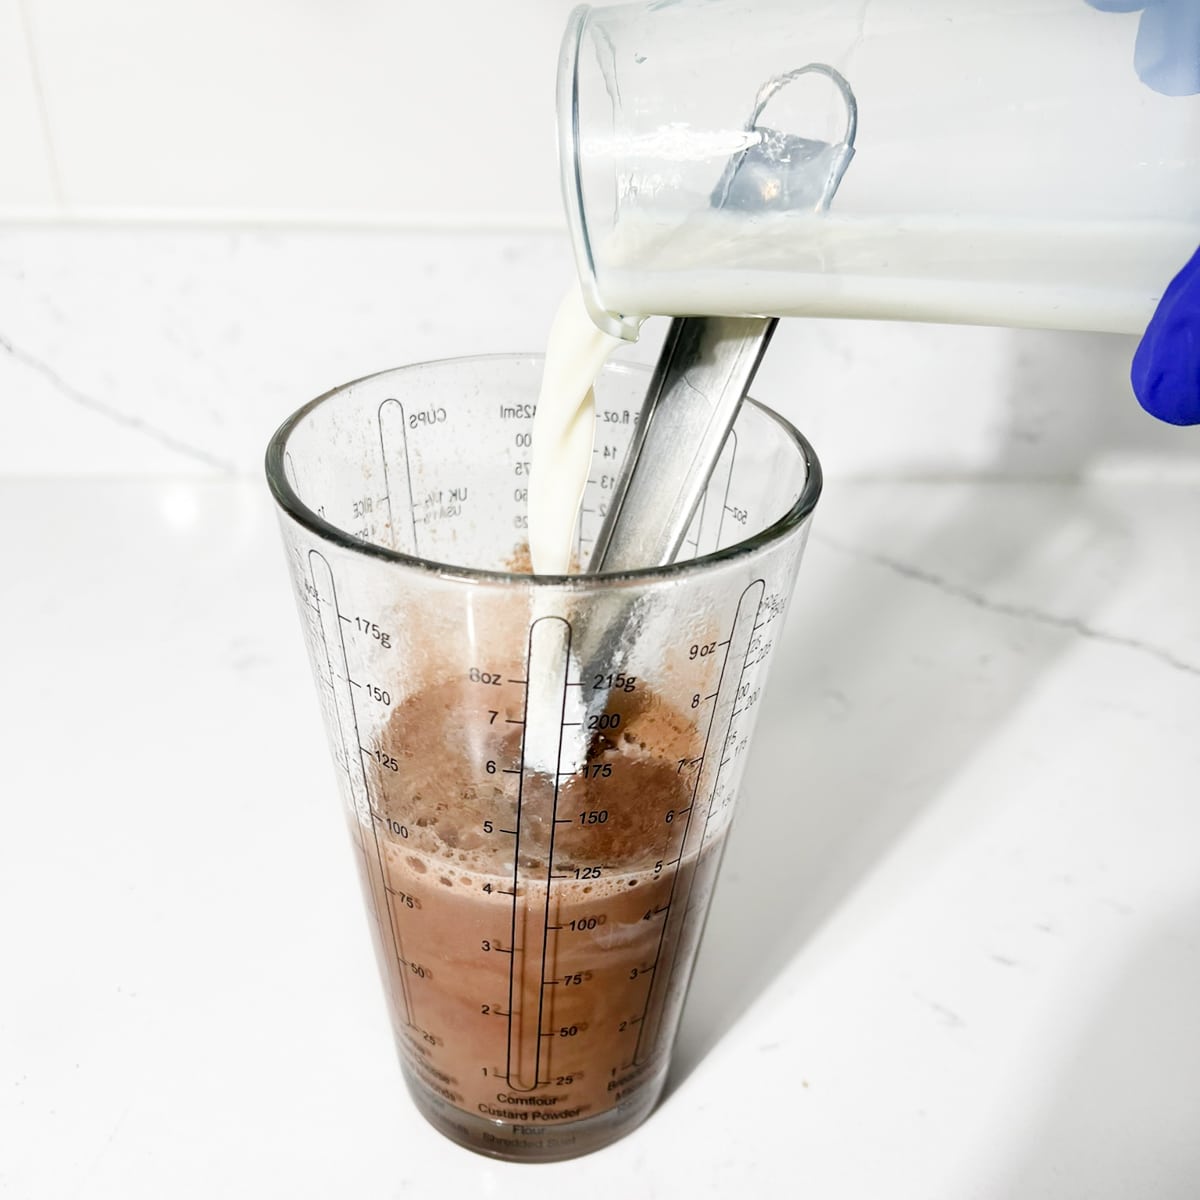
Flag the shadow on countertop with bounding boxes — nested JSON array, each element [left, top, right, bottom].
[[662, 327, 1185, 1097], [993, 901, 1200, 1200]]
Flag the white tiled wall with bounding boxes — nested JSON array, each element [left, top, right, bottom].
[[3, 0, 578, 225], [2, 4, 1198, 481]]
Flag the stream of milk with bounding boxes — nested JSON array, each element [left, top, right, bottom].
[[529, 287, 625, 576]]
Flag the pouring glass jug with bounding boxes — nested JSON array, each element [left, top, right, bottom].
[[558, 0, 1200, 338]]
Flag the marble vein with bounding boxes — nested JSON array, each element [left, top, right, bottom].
[[815, 530, 1200, 679], [16, 0, 65, 206], [0, 330, 235, 473]]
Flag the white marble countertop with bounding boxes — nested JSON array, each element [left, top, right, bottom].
[[3, 473, 1198, 1198]]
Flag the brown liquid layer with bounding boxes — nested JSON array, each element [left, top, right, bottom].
[[352, 669, 718, 1134]]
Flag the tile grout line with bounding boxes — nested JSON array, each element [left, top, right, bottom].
[[16, 0, 66, 209]]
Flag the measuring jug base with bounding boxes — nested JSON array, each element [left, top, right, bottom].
[[403, 1064, 668, 1162]]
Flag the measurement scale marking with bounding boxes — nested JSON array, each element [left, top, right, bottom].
[[713, 430, 739, 553], [506, 616, 572, 1091], [682, 428, 739, 561], [378, 399, 419, 555], [633, 579, 766, 1064], [308, 549, 414, 1029]]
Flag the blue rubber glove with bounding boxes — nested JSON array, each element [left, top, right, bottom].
[[1085, 0, 1200, 96], [1084, 2, 1199, 421], [1132, 245, 1200, 425]]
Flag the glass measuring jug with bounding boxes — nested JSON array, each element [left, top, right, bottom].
[[265, 355, 820, 1161], [559, 0, 1200, 338]]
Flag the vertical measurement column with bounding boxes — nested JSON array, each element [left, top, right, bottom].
[[578, 404, 638, 567], [307, 548, 413, 1028], [681, 430, 738, 561], [378, 399, 418, 556], [635, 579, 765, 1062], [506, 617, 573, 1091]]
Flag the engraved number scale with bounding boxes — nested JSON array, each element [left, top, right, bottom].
[[301, 547, 419, 1036], [494, 578, 770, 1090], [505, 616, 575, 1091], [632, 578, 766, 1065]]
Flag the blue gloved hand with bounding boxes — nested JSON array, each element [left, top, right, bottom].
[[1083, 2, 1199, 422], [1132, 245, 1200, 425]]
